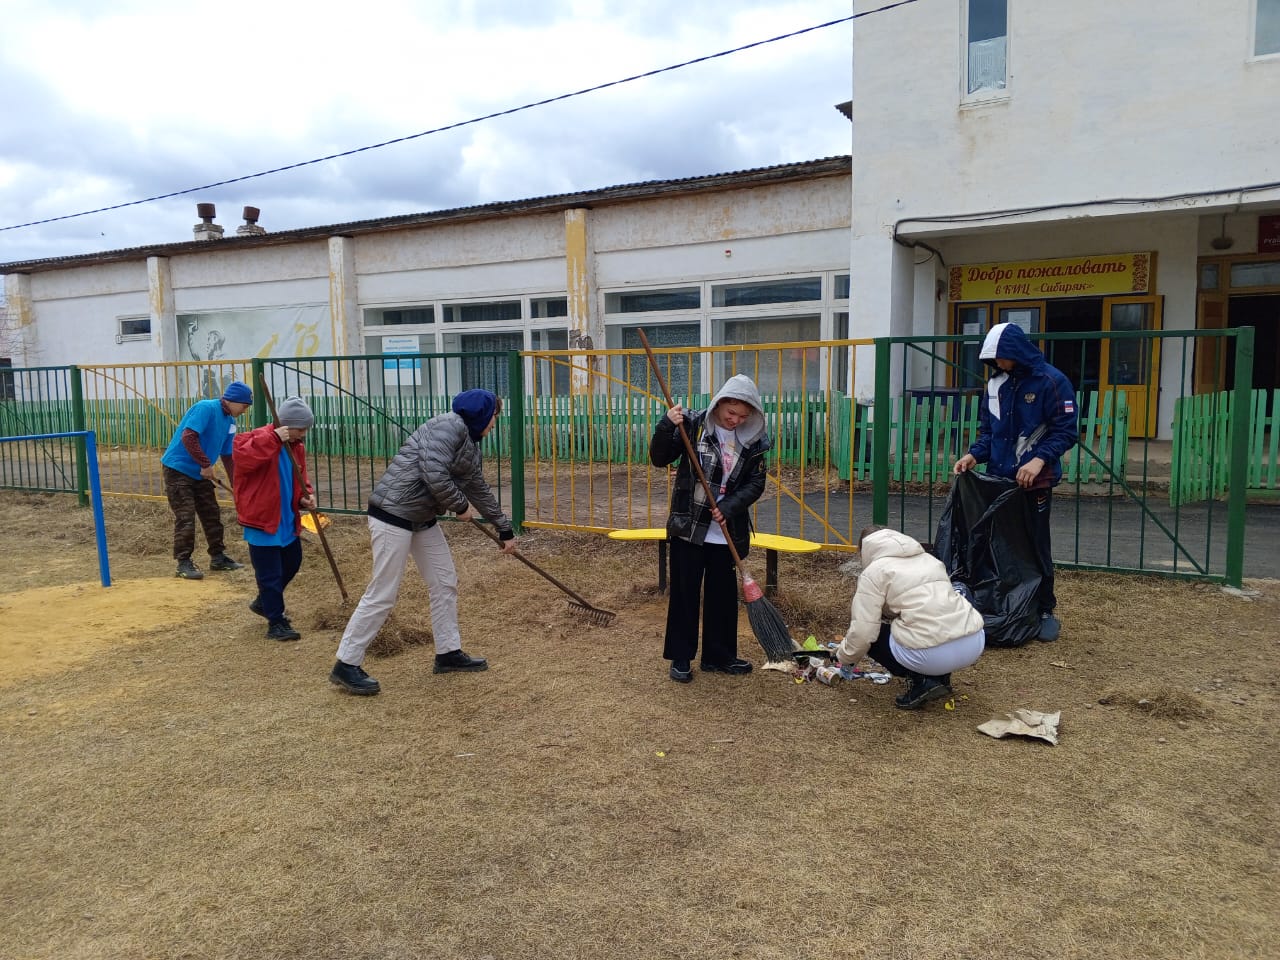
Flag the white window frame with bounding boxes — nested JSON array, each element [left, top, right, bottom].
[[961, 0, 1010, 105], [116, 315, 152, 343], [1251, 0, 1280, 58]]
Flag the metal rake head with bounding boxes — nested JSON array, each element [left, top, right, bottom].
[[568, 601, 617, 627]]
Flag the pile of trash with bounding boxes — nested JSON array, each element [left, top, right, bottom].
[[762, 635, 893, 686]]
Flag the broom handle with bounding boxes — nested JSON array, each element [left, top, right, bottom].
[[258, 376, 350, 603], [469, 517, 597, 608], [635, 330, 754, 581]]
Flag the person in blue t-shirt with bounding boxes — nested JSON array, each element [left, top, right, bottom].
[[160, 380, 253, 580]]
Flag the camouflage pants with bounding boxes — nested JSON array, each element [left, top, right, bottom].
[[163, 465, 226, 560]]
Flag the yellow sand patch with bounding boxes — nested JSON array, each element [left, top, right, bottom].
[[0, 577, 239, 683]]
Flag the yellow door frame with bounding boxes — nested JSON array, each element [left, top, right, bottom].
[[1100, 295, 1163, 438]]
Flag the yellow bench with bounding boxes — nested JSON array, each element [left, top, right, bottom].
[[608, 527, 820, 597]]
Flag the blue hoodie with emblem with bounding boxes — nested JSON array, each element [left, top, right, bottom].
[[966, 322, 1078, 487]]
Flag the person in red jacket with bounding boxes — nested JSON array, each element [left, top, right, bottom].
[[232, 397, 316, 641]]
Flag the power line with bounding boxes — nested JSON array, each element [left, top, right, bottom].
[[0, 5, 910, 235]]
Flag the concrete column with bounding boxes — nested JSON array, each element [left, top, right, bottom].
[[3, 273, 34, 365], [328, 236, 359, 356], [564, 208, 600, 394], [147, 257, 176, 360], [849, 232, 913, 400]]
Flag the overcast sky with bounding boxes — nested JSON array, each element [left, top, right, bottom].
[[0, 0, 854, 265]]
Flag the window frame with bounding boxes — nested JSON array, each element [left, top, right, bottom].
[[116, 315, 152, 342], [1251, 0, 1280, 58], [960, 0, 1011, 105]]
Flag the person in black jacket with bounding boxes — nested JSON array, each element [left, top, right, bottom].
[[650, 374, 771, 683], [329, 389, 517, 696], [954, 322, 1078, 641]]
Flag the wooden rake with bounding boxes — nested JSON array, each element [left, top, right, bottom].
[[470, 519, 616, 626]]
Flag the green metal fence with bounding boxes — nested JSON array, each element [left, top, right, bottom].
[[1171, 388, 1279, 505], [0, 328, 1268, 585]]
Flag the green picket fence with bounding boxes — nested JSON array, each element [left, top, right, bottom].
[[1170, 389, 1280, 505], [833, 390, 1129, 484], [521, 390, 838, 468]]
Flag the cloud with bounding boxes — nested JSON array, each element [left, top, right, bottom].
[[0, 0, 852, 263]]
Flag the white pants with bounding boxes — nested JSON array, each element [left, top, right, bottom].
[[890, 628, 985, 676], [336, 517, 461, 665]]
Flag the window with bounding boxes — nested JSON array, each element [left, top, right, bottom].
[[1256, 0, 1280, 56], [711, 277, 821, 307], [460, 331, 521, 392], [530, 329, 570, 395], [616, 323, 701, 397], [366, 306, 434, 326], [833, 312, 851, 394], [531, 297, 568, 319], [605, 287, 700, 313], [834, 274, 850, 300], [965, 0, 1008, 97], [1198, 263, 1221, 290], [716, 315, 821, 394], [117, 316, 151, 341], [444, 301, 521, 324], [0, 357, 14, 401], [1229, 260, 1280, 287]]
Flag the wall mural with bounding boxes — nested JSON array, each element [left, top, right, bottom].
[[176, 306, 330, 397]]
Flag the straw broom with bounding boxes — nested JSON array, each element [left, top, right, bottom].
[[636, 330, 796, 662]]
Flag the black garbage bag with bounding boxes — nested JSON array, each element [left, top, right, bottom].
[[934, 470, 1046, 648]]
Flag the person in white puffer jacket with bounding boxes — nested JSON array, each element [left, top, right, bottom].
[[836, 526, 986, 709]]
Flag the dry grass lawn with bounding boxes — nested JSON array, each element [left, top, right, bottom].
[[1, 491, 1277, 960]]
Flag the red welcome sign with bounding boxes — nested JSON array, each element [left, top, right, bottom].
[[1260, 215, 1280, 253]]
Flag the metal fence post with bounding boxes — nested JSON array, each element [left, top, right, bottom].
[[507, 350, 526, 532], [1225, 327, 1254, 587], [69, 365, 88, 507], [250, 357, 267, 427], [872, 338, 891, 526]]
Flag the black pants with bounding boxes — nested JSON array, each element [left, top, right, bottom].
[[163, 465, 226, 560], [248, 539, 303, 624], [664, 538, 739, 666], [1033, 488, 1056, 614]]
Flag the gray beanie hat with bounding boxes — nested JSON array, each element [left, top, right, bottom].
[[277, 396, 315, 429]]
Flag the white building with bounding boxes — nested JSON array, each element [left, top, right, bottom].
[[1, 158, 852, 399], [850, 0, 1280, 437]]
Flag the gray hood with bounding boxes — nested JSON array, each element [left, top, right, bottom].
[[708, 374, 766, 447]]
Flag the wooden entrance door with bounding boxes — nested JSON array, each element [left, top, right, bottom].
[[1100, 296, 1162, 438]]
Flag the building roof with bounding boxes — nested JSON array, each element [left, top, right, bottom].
[[0, 156, 851, 275]]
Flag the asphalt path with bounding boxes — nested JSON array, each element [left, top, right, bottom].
[[754, 490, 1280, 582]]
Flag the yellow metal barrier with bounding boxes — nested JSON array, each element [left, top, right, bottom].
[[519, 339, 877, 553], [78, 360, 254, 503]]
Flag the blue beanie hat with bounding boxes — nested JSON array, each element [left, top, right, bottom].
[[222, 380, 252, 404], [451, 389, 498, 441]]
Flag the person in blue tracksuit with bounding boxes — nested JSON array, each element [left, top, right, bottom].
[[953, 322, 1078, 641]]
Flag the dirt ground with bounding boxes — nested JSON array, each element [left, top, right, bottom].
[[1, 490, 1277, 960]]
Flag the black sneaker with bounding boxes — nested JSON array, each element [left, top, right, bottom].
[[1037, 613, 1061, 643], [249, 598, 288, 621], [266, 619, 301, 642], [669, 659, 693, 683], [329, 660, 380, 696], [175, 558, 204, 580], [701, 658, 752, 675], [433, 649, 488, 673], [209, 553, 244, 571], [894, 675, 952, 710]]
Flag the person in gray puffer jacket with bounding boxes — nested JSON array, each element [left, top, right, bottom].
[[329, 389, 517, 696], [650, 374, 771, 683]]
